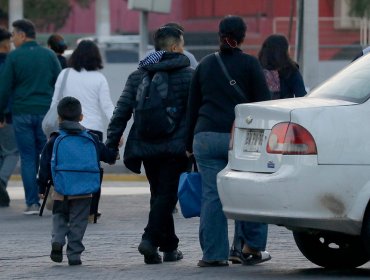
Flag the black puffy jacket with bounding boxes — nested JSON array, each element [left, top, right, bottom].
[[106, 52, 194, 173]]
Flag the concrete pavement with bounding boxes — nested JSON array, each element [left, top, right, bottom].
[[1, 179, 370, 280]]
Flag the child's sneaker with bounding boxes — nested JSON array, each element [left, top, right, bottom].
[[50, 242, 63, 263], [23, 204, 40, 215]]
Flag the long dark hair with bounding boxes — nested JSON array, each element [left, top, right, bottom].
[[258, 34, 298, 77], [68, 40, 103, 71], [218, 15, 246, 52]]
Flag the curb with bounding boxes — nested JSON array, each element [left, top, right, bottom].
[[10, 174, 148, 182]]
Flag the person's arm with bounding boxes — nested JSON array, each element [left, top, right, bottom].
[[185, 67, 202, 153], [0, 55, 14, 123], [50, 69, 65, 107], [289, 69, 307, 97], [37, 135, 56, 195], [105, 71, 139, 150], [98, 74, 114, 121]]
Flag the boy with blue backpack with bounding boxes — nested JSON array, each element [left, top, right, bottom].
[[38, 96, 117, 265]]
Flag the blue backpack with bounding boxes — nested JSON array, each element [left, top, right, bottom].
[[51, 130, 101, 196]]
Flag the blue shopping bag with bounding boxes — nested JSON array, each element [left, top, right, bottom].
[[178, 158, 202, 218]]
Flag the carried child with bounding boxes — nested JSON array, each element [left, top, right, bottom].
[[37, 96, 117, 266]]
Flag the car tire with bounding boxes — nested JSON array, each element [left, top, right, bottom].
[[293, 231, 369, 268]]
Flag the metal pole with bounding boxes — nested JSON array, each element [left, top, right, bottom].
[[96, 0, 111, 41], [302, 0, 319, 90], [139, 10, 149, 60], [295, 0, 304, 65], [8, 0, 23, 30]]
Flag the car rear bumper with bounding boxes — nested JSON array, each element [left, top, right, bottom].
[[217, 162, 363, 235]]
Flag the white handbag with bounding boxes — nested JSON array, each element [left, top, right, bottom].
[[42, 69, 70, 137]]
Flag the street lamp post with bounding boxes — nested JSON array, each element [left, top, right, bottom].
[[8, 0, 23, 30], [96, 0, 111, 41]]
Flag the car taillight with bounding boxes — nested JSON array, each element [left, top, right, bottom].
[[229, 121, 235, 150], [266, 122, 317, 155]]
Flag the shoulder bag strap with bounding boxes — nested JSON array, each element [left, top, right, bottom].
[[56, 68, 71, 101], [214, 52, 247, 102]]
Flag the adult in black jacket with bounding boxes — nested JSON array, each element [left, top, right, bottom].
[[106, 26, 193, 264], [186, 15, 271, 267]]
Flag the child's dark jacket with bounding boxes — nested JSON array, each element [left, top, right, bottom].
[[38, 121, 116, 197]]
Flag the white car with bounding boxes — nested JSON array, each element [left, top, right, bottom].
[[217, 54, 370, 269]]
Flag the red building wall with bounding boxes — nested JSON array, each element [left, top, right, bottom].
[[59, 0, 358, 60]]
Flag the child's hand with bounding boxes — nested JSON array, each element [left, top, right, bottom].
[[39, 194, 45, 199]]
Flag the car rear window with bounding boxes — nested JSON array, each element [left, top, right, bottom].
[[308, 55, 370, 103]]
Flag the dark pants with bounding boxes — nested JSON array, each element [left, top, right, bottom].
[[52, 198, 92, 261], [142, 156, 188, 252]]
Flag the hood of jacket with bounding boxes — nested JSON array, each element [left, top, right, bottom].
[[142, 52, 190, 73], [59, 120, 86, 134]]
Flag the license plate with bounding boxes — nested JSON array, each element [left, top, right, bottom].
[[243, 129, 264, 152]]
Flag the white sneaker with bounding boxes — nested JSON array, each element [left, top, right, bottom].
[[24, 204, 40, 215]]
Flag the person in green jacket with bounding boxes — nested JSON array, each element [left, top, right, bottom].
[[0, 19, 61, 215]]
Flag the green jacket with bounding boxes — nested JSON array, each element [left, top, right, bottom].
[[0, 41, 61, 122]]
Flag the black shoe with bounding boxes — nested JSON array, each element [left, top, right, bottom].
[[138, 239, 162, 264], [163, 249, 183, 262], [0, 181, 10, 207], [138, 239, 157, 256], [229, 246, 243, 264], [144, 252, 162, 264], [197, 260, 229, 267], [68, 259, 82, 266], [50, 242, 63, 263]]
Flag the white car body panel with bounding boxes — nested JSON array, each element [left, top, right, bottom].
[[218, 96, 370, 235]]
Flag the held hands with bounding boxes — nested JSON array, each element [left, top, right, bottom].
[[0, 122, 5, 128], [186, 151, 193, 158], [39, 193, 45, 199]]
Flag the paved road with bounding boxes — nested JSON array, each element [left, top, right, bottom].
[[1, 180, 370, 280]]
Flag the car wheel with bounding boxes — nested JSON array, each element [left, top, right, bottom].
[[293, 231, 369, 268]]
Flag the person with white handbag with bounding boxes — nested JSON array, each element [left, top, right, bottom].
[[46, 40, 115, 223]]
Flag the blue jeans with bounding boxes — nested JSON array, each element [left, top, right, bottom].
[[12, 114, 46, 206], [194, 132, 230, 261], [233, 221, 268, 252], [194, 131, 268, 261]]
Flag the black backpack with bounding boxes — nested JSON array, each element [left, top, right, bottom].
[[134, 71, 180, 139]]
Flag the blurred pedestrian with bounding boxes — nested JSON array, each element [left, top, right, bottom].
[[49, 40, 115, 223], [186, 15, 271, 267], [106, 26, 193, 264], [0, 19, 61, 214], [258, 34, 306, 99], [47, 33, 68, 69], [0, 27, 19, 207]]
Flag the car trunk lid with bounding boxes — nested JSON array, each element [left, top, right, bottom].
[[229, 97, 354, 173]]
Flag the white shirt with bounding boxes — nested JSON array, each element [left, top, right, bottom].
[[51, 68, 114, 133]]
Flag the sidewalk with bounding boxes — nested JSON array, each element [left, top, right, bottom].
[[1, 180, 369, 280]]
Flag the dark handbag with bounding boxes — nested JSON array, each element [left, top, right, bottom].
[[178, 157, 202, 218]]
